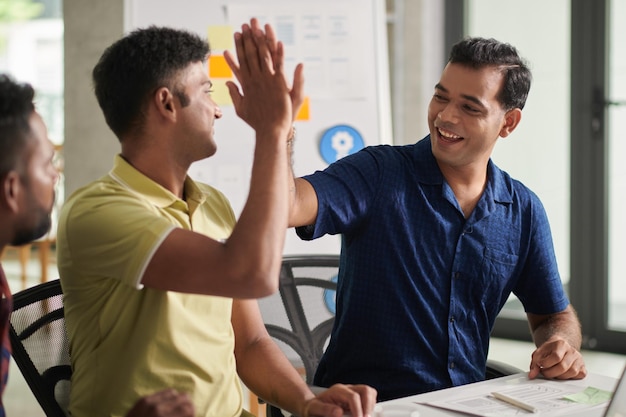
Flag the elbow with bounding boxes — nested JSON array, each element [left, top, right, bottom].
[[247, 267, 279, 297], [232, 258, 281, 298], [249, 277, 279, 298]]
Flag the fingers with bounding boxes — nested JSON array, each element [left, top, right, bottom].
[[310, 383, 377, 417], [238, 23, 262, 77], [348, 384, 378, 415], [232, 18, 275, 79], [290, 63, 305, 120], [227, 18, 286, 80], [265, 23, 278, 62], [529, 341, 588, 380], [251, 20, 274, 74], [220, 17, 304, 132], [224, 49, 242, 84], [224, 80, 242, 113]]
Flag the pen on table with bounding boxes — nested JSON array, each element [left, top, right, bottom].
[[491, 391, 539, 413]]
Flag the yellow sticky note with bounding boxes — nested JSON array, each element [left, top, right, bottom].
[[207, 25, 233, 51], [295, 96, 310, 121], [210, 79, 232, 106], [209, 55, 232, 78]]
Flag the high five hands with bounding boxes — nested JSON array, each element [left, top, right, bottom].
[[224, 18, 305, 138]]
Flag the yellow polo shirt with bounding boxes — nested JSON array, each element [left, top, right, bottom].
[[57, 155, 243, 417]]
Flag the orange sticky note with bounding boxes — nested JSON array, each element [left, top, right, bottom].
[[295, 96, 310, 121], [209, 55, 232, 78]]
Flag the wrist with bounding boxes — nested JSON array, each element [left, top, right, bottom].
[[287, 125, 296, 147], [300, 397, 315, 417]]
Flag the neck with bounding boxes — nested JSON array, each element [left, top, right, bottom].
[[120, 142, 189, 199], [439, 163, 488, 219]]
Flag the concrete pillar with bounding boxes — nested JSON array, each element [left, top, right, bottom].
[[63, 0, 124, 196]]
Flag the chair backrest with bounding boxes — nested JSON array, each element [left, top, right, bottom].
[[9, 279, 71, 417], [260, 255, 339, 385], [258, 255, 339, 416]]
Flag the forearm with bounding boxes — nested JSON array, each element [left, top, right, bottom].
[[237, 336, 314, 416], [225, 131, 291, 290], [529, 305, 582, 349], [527, 305, 587, 380]]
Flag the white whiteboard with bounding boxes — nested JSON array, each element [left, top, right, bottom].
[[124, 0, 392, 255]]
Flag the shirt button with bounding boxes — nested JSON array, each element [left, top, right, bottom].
[[450, 362, 455, 369], [450, 316, 455, 323], [454, 272, 460, 279]]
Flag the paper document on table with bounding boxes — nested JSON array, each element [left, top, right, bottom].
[[423, 375, 609, 416]]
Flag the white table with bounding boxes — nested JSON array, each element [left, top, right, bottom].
[[374, 372, 619, 417]]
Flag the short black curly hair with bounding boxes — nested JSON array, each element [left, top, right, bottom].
[[0, 74, 36, 178], [92, 26, 210, 140], [449, 37, 532, 111]]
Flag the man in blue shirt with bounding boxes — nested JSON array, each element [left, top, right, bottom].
[[288, 37, 587, 401]]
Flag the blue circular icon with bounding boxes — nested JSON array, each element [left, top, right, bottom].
[[323, 275, 338, 315], [319, 125, 365, 164]]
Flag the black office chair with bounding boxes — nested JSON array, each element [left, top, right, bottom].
[[258, 255, 521, 416], [9, 279, 71, 417], [256, 255, 338, 416]]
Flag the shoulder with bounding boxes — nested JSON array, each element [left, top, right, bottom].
[[328, 142, 420, 173], [188, 179, 237, 226], [60, 176, 151, 221], [490, 164, 547, 220]]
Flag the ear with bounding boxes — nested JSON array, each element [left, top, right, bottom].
[[499, 108, 522, 138], [153, 87, 177, 122], [1, 171, 21, 213]]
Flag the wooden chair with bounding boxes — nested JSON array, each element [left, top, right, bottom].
[[0, 239, 55, 289]]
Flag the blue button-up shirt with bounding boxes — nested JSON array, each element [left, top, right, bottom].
[[298, 136, 569, 401]]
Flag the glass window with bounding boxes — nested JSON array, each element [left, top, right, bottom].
[[0, 0, 64, 145], [607, 0, 626, 331]]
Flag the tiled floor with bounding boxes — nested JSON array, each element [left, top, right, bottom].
[[2, 247, 625, 416]]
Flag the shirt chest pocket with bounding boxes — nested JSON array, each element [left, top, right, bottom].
[[476, 247, 519, 313]]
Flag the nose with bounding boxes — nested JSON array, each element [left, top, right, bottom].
[[438, 103, 458, 123], [215, 106, 223, 119]]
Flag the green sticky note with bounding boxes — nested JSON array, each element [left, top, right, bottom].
[[563, 386, 613, 405]]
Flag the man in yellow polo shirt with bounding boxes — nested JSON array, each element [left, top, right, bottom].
[[57, 20, 376, 417]]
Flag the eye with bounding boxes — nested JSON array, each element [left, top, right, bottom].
[[433, 93, 448, 102], [206, 81, 214, 95], [463, 104, 480, 114]]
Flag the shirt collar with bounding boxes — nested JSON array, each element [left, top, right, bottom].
[[414, 135, 513, 204], [107, 155, 207, 209], [413, 135, 444, 185], [487, 159, 513, 205]]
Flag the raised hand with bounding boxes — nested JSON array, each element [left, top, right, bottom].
[[224, 18, 304, 139]]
